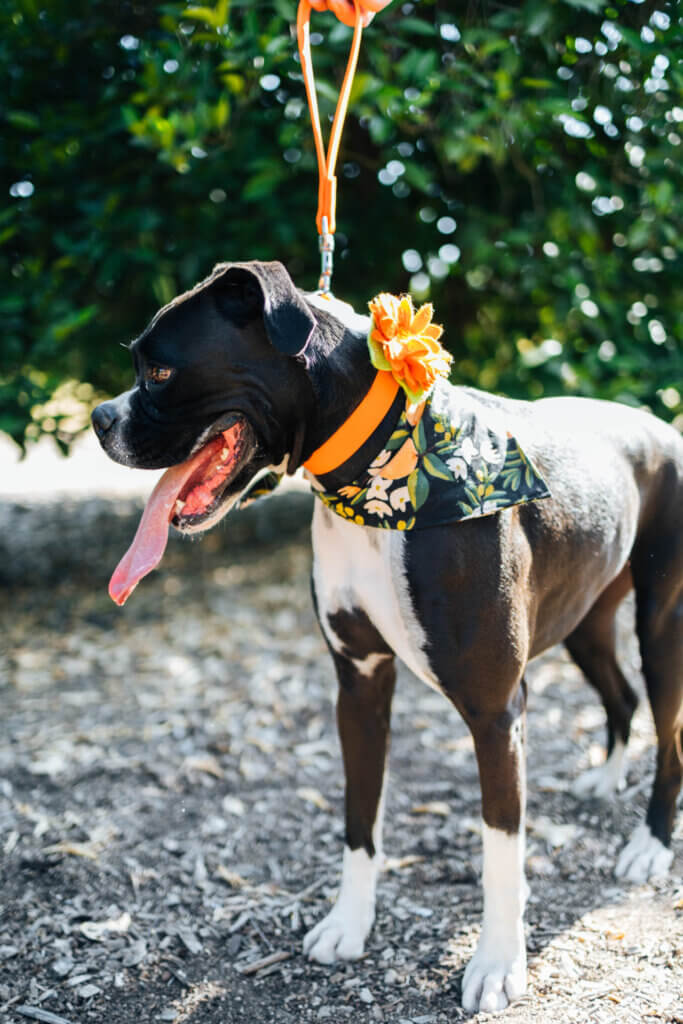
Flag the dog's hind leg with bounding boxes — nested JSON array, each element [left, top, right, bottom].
[[565, 565, 639, 799], [304, 638, 396, 964], [616, 530, 683, 882]]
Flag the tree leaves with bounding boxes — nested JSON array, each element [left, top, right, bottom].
[[184, 0, 230, 30], [1, 0, 680, 452]]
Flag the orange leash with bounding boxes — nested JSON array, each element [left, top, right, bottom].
[[297, 0, 392, 292]]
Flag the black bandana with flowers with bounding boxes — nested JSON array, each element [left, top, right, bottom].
[[310, 379, 550, 529], [240, 379, 551, 531]]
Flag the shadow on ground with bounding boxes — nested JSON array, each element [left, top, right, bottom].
[[1, 493, 681, 1024]]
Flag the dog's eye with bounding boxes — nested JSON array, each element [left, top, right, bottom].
[[145, 366, 173, 385]]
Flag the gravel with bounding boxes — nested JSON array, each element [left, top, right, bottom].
[[1, 492, 681, 1024]]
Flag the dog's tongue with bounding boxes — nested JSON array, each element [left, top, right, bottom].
[[108, 428, 237, 606]]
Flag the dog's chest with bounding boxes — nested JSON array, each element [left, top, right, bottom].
[[311, 503, 437, 687]]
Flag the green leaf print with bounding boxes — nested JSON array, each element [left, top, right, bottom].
[[499, 468, 522, 490], [412, 418, 427, 454], [407, 468, 430, 510], [422, 453, 454, 481], [384, 429, 410, 451], [464, 483, 481, 507]]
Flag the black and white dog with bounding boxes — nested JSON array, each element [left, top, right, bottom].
[[92, 261, 682, 1013]]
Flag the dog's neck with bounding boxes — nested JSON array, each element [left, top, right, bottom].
[[296, 297, 378, 468]]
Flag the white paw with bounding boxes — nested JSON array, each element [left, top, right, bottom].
[[572, 762, 624, 799], [303, 904, 373, 964], [572, 740, 626, 800], [615, 823, 673, 883], [461, 943, 527, 1013], [304, 846, 378, 964]]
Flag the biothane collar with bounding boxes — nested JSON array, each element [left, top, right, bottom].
[[301, 291, 451, 482], [303, 369, 400, 478]]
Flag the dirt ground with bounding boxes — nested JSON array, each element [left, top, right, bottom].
[[0, 493, 681, 1024]]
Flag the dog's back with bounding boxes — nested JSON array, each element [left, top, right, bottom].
[[476, 389, 683, 652]]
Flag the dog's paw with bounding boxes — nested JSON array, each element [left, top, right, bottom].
[[615, 823, 673, 883], [304, 846, 379, 965], [461, 945, 527, 1013], [303, 905, 373, 964], [572, 741, 626, 800]]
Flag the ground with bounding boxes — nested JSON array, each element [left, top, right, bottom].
[[0, 492, 681, 1024]]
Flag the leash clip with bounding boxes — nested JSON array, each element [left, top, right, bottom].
[[318, 216, 335, 294]]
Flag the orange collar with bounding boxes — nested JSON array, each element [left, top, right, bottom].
[[303, 370, 399, 476]]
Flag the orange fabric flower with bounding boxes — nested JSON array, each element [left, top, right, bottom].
[[367, 293, 452, 403]]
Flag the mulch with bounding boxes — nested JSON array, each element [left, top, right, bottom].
[[1, 493, 681, 1023]]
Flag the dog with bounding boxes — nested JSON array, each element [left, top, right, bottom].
[[92, 260, 683, 1013]]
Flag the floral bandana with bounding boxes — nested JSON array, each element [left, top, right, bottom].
[[308, 378, 551, 530], [236, 293, 550, 529]]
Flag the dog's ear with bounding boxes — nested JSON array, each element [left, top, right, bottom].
[[212, 261, 316, 359]]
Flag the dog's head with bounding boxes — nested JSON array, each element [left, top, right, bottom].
[[92, 260, 319, 535]]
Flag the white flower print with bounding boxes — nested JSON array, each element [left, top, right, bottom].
[[458, 436, 479, 464], [368, 449, 392, 475], [446, 456, 468, 480], [364, 498, 393, 518], [367, 476, 391, 501], [389, 486, 410, 511]]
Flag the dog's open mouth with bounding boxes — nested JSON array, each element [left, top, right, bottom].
[[109, 416, 254, 606], [171, 417, 255, 531]]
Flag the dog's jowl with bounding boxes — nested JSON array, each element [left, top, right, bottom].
[[93, 261, 683, 1013]]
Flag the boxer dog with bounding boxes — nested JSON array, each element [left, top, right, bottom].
[[92, 261, 682, 1013]]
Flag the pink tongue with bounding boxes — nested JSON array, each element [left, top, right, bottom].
[[109, 433, 229, 606]]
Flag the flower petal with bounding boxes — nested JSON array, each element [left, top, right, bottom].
[[398, 295, 414, 330], [368, 291, 450, 402], [411, 303, 433, 335], [423, 323, 444, 342]]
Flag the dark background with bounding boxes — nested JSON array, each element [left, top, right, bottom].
[[2, 0, 681, 453]]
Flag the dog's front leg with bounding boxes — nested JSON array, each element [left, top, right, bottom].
[[460, 682, 528, 1013], [304, 648, 396, 963]]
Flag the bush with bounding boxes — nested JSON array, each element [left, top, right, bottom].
[[2, 0, 680, 451]]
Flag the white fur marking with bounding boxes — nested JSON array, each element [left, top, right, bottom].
[[352, 652, 393, 678], [615, 823, 673, 883], [303, 846, 379, 963], [304, 760, 387, 964], [573, 738, 627, 800], [461, 824, 527, 1013], [311, 504, 439, 689]]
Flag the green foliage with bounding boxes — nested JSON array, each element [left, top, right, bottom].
[[2, 0, 681, 451]]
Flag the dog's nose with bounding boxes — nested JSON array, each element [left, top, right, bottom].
[[92, 401, 118, 438]]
